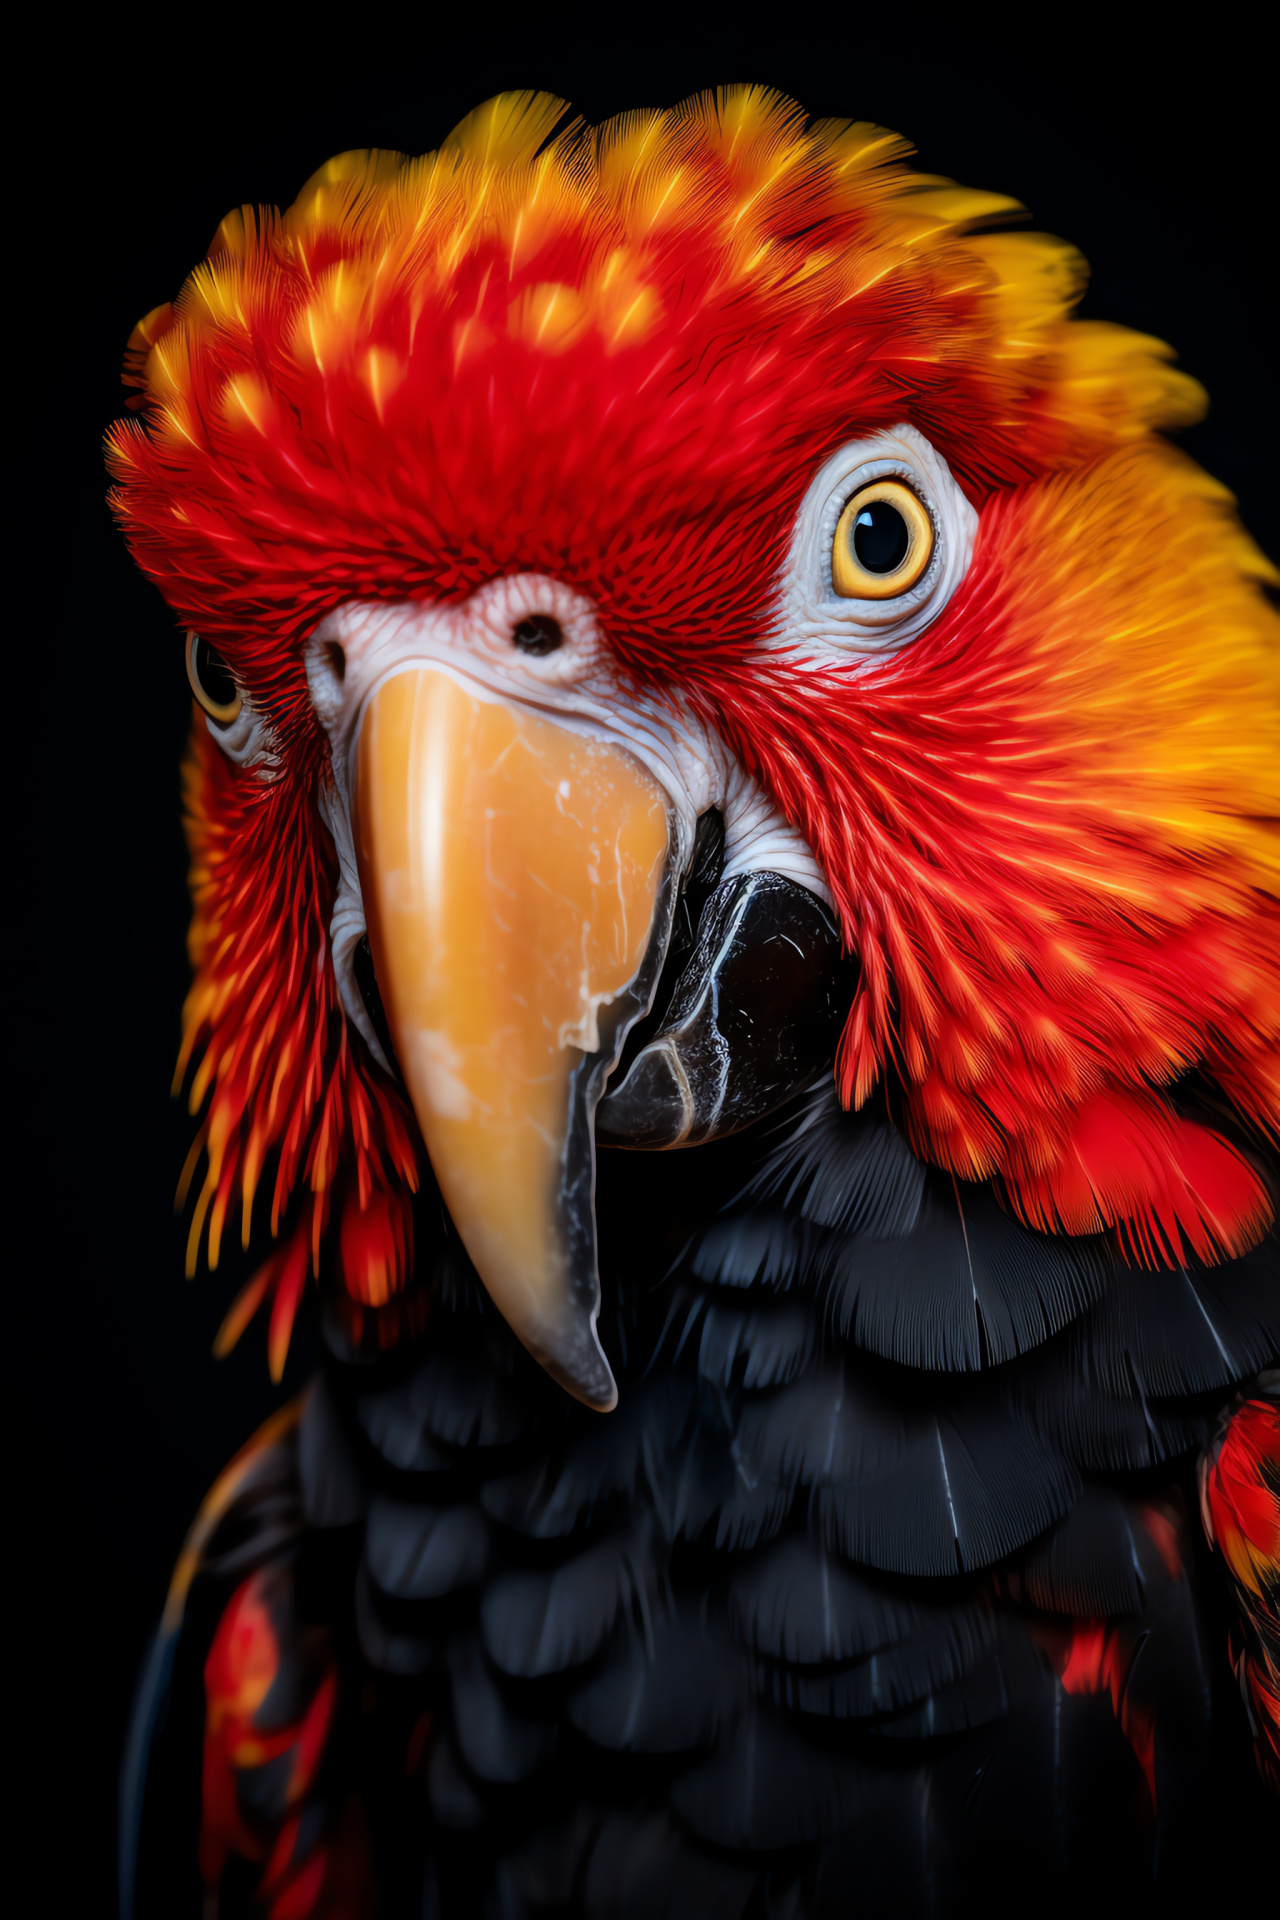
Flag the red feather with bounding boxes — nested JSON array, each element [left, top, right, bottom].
[[106, 92, 1277, 1350]]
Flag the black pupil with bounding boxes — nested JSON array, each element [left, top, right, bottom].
[[852, 499, 911, 575], [195, 636, 237, 707], [512, 614, 564, 655]]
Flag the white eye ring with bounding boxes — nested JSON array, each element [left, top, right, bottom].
[[185, 631, 242, 725], [184, 635, 276, 772], [777, 424, 979, 662]]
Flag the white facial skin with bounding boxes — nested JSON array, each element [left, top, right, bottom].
[[199, 427, 978, 1061], [778, 423, 980, 662], [197, 686, 277, 770]]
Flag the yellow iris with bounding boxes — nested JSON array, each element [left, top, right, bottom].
[[832, 479, 934, 599]]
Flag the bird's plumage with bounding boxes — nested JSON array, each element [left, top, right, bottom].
[[110, 87, 1279, 1914]]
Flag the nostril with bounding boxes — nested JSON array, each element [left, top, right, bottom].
[[512, 614, 564, 656], [325, 640, 346, 683]]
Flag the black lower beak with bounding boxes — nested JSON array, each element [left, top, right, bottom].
[[597, 839, 855, 1150]]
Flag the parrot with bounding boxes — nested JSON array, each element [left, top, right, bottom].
[[108, 87, 1279, 1916]]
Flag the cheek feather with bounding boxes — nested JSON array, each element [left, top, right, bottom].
[[732, 443, 1279, 1265], [177, 724, 424, 1373]]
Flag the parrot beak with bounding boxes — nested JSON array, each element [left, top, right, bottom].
[[353, 667, 675, 1411]]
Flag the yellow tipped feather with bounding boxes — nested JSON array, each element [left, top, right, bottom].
[[442, 91, 570, 173], [212, 1265, 273, 1359], [124, 86, 1213, 461]]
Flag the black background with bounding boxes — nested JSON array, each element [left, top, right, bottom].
[[14, 7, 1276, 1910]]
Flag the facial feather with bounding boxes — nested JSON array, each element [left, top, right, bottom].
[[108, 88, 1277, 1357]]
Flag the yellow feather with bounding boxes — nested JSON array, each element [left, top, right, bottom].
[[221, 373, 273, 435], [963, 233, 1087, 351], [1047, 319, 1207, 437], [507, 281, 591, 353], [125, 301, 174, 356], [441, 90, 568, 173], [699, 85, 808, 162], [813, 119, 914, 180], [127, 85, 1227, 571], [212, 1264, 273, 1359]]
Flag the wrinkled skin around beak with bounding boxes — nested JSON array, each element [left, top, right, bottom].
[[354, 667, 675, 1410]]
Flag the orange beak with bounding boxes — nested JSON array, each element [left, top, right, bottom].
[[354, 667, 674, 1409]]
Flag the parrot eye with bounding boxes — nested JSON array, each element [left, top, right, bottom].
[[783, 425, 978, 659], [186, 631, 243, 726], [832, 481, 934, 600]]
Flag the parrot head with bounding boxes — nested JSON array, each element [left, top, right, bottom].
[[109, 89, 1280, 1408]]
